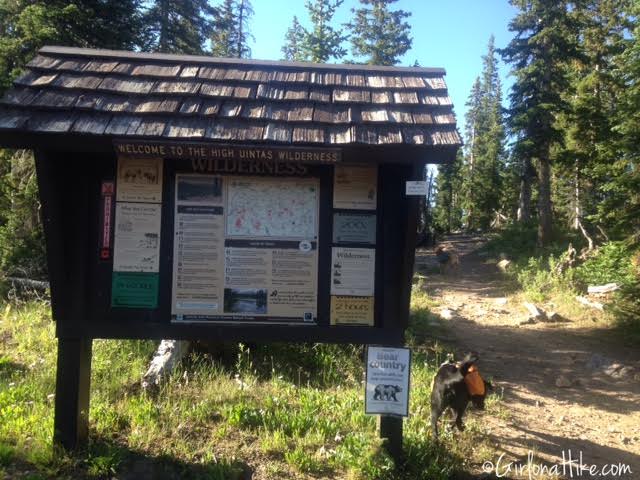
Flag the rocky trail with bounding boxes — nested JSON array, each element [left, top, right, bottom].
[[415, 235, 640, 479]]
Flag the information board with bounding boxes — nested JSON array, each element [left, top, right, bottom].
[[171, 175, 319, 323]]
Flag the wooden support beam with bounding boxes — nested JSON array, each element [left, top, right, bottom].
[[53, 338, 93, 451], [379, 415, 403, 464]]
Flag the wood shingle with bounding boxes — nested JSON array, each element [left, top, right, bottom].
[[98, 77, 154, 94], [104, 115, 142, 136], [0, 46, 461, 149], [83, 61, 118, 73], [179, 98, 202, 115], [72, 114, 111, 135], [132, 98, 180, 114], [263, 123, 292, 142], [27, 112, 75, 133], [131, 64, 182, 77]]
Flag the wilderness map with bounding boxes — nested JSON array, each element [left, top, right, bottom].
[[171, 174, 319, 323], [226, 178, 318, 239]]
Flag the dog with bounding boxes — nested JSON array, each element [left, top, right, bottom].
[[430, 352, 490, 437], [434, 244, 460, 275]]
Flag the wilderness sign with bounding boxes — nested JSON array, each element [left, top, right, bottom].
[[114, 140, 342, 164]]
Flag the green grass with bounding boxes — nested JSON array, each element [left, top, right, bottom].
[[0, 291, 501, 479]]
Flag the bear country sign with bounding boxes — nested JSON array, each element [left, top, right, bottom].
[[365, 346, 411, 417]]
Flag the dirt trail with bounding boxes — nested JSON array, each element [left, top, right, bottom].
[[415, 235, 640, 479]]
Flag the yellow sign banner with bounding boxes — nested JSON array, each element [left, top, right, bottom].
[[330, 296, 374, 326]]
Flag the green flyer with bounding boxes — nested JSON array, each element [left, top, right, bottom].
[[111, 272, 159, 308]]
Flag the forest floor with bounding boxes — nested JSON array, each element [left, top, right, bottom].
[[415, 235, 640, 479]]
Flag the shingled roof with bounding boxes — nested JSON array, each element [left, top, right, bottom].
[[0, 46, 461, 149]]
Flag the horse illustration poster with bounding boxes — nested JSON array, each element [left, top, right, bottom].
[[116, 157, 163, 203]]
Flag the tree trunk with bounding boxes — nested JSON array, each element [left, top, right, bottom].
[[467, 122, 476, 230], [572, 159, 581, 230], [447, 182, 453, 233], [537, 151, 552, 246], [236, 0, 245, 58], [420, 169, 434, 235], [158, 0, 169, 52], [517, 157, 532, 222], [417, 195, 426, 234]]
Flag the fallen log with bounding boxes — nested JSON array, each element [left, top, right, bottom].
[[523, 302, 546, 321], [587, 283, 620, 294], [576, 296, 604, 311], [142, 339, 190, 390], [5, 277, 49, 291]]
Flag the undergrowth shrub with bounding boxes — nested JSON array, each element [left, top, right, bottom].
[[609, 249, 640, 340], [486, 225, 640, 340], [574, 241, 636, 288], [514, 252, 577, 301], [482, 221, 540, 259], [0, 150, 46, 281]]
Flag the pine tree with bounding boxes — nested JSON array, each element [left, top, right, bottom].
[[572, 0, 633, 237], [144, 0, 217, 54], [433, 151, 464, 233], [211, 0, 236, 57], [0, 150, 46, 279], [60, 0, 145, 50], [233, 0, 253, 58], [500, 151, 525, 222], [210, 0, 253, 58], [347, 0, 412, 66], [460, 36, 506, 230], [501, 0, 579, 245], [301, 0, 347, 62], [609, 0, 640, 236], [0, 0, 145, 92], [281, 16, 306, 61], [461, 77, 482, 227], [281, 1, 347, 63]]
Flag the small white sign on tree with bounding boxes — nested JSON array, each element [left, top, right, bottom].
[[405, 181, 427, 196], [365, 346, 411, 417]]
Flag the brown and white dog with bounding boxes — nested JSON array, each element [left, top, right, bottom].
[[434, 244, 460, 275]]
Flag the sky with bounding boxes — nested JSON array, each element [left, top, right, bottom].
[[249, 0, 519, 129]]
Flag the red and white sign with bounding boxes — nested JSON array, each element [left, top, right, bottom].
[[100, 181, 115, 260]]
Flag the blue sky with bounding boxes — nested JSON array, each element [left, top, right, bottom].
[[250, 0, 519, 128]]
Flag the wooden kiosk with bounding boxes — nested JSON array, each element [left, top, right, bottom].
[[0, 46, 460, 454]]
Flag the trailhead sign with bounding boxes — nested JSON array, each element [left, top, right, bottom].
[[0, 47, 461, 452]]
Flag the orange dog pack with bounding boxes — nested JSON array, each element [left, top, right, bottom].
[[464, 364, 486, 396]]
